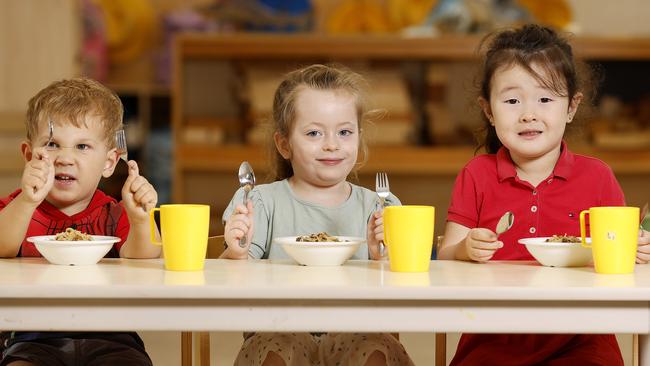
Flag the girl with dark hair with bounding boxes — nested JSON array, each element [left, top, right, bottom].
[[439, 24, 650, 365]]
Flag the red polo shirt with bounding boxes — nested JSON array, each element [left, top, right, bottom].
[[447, 141, 624, 366], [447, 141, 625, 260]]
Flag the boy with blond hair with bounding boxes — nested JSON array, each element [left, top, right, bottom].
[[0, 78, 160, 365]]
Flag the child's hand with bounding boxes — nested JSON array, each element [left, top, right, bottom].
[[224, 200, 254, 258], [636, 229, 650, 264], [463, 228, 503, 262], [367, 210, 385, 260], [20, 147, 54, 205], [121, 161, 157, 223]]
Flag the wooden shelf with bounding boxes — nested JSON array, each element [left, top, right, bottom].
[[105, 82, 169, 97], [176, 144, 650, 176], [176, 33, 650, 61]]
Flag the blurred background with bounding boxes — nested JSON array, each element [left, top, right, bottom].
[[0, 1, 648, 364], [1, 0, 649, 237]]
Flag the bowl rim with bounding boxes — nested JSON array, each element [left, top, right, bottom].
[[26, 235, 121, 246], [274, 236, 365, 247], [518, 236, 591, 247]]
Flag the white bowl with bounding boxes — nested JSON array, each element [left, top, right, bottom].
[[274, 236, 364, 266], [518, 237, 592, 267], [27, 235, 120, 265]]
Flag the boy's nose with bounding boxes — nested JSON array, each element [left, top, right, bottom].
[[51, 148, 75, 164]]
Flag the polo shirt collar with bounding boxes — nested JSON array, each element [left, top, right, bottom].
[[496, 140, 575, 182]]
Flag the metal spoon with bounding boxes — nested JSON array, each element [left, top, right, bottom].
[[45, 120, 54, 149], [496, 211, 514, 236], [238, 161, 256, 248], [641, 202, 649, 229]]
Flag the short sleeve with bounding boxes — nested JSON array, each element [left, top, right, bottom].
[[447, 166, 480, 228], [113, 202, 130, 252]]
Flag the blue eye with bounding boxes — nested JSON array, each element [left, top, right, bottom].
[[306, 130, 321, 137], [45, 141, 59, 149], [76, 144, 90, 151], [339, 129, 354, 136]]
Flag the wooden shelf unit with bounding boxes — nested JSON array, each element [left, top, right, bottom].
[[172, 33, 650, 219]]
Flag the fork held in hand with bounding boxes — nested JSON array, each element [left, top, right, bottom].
[[375, 172, 390, 258], [375, 172, 390, 210], [116, 129, 128, 163]]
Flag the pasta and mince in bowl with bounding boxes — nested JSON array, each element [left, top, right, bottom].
[[55, 228, 92, 241], [296, 232, 344, 242], [545, 234, 581, 243]]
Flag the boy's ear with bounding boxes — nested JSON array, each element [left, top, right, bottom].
[[567, 92, 583, 123], [478, 97, 494, 125], [102, 148, 120, 178], [273, 132, 291, 160], [21, 141, 34, 162]]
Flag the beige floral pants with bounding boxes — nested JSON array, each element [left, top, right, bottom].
[[234, 332, 414, 366]]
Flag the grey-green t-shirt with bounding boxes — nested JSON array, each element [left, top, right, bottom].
[[222, 179, 400, 259]]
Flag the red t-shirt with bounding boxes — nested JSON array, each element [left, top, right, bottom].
[[447, 142, 624, 366], [448, 141, 625, 260], [0, 189, 129, 257]]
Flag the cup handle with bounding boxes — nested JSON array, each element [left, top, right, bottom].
[[579, 210, 590, 248], [150, 208, 162, 246]]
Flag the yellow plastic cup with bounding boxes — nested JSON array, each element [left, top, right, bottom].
[[150, 204, 210, 271], [580, 206, 639, 274], [384, 205, 435, 272]]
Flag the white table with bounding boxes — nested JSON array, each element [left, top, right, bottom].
[[1, 258, 650, 364]]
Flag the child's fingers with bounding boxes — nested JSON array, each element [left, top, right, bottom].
[[129, 175, 150, 193], [234, 203, 249, 215], [32, 146, 50, 161], [373, 214, 383, 226], [135, 190, 157, 208], [246, 200, 254, 217], [639, 229, 650, 245], [637, 242, 650, 255], [470, 228, 497, 242], [474, 240, 503, 251], [636, 252, 650, 264], [228, 221, 250, 241], [132, 181, 155, 201], [127, 160, 140, 176]]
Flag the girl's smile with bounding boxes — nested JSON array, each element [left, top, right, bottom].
[[276, 87, 360, 197]]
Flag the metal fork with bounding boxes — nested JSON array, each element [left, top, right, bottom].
[[116, 129, 128, 162], [375, 172, 390, 258], [375, 172, 390, 210]]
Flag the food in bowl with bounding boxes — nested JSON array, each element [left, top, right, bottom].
[[274, 236, 364, 266], [519, 237, 592, 267], [296, 232, 342, 242], [545, 234, 580, 243], [26, 235, 120, 265], [55, 228, 92, 241]]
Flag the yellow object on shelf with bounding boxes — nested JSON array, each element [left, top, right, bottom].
[[97, 0, 158, 64], [326, 0, 392, 33]]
